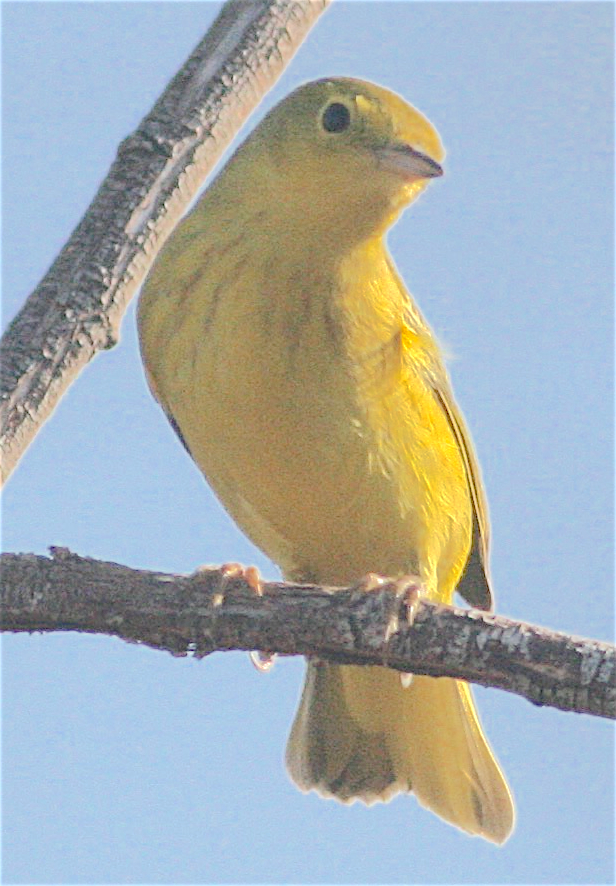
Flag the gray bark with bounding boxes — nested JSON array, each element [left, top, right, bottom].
[[0, 0, 330, 486], [2, 549, 614, 720]]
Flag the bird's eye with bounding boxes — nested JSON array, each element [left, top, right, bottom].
[[321, 102, 351, 134]]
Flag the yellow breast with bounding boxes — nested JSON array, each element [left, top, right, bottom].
[[139, 212, 471, 598]]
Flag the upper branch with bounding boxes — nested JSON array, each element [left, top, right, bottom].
[[0, 0, 330, 487], [1, 549, 614, 720]]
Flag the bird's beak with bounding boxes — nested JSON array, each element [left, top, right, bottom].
[[376, 144, 443, 181]]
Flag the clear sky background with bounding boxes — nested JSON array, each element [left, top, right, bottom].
[[2, 2, 614, 884]]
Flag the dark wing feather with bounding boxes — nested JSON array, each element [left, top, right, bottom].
[[431, 385, 493, 611], [141, 363, 194, 460]]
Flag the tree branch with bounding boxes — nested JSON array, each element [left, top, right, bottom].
[[2, 549, 614, 720], [0, 0, 330, 487]]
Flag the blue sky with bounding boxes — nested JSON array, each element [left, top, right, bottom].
[[2, 2, 614, 883]]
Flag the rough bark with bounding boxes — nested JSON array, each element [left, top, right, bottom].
[[2, 549, 614, 720], [0, 0, 330, 486]]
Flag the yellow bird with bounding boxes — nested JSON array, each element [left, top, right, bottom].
[[138, 77, 515, 843]]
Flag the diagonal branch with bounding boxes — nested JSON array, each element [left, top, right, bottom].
[[1, 549, 614, 720], [0, 0, 330, 487]]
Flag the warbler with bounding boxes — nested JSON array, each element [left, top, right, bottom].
[[138, 77, 515, 843]]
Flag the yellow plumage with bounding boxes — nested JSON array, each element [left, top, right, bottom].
[[138, 77, 515, 843]]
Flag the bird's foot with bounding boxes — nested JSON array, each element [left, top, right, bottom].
[[219, 563, 275, 673], [354, 572, 423, 687], [219, 562, 263, 595]]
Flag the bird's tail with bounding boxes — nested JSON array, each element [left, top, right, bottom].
[[285, 661, 514, 844]]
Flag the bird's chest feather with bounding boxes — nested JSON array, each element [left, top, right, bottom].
[[167, 243, 469, 588]]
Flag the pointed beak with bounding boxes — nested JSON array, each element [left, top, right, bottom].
[[376, 144, 444, 181]]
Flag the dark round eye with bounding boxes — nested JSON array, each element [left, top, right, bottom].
[[321, 102, 351, 133]]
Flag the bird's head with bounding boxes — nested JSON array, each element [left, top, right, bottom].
[[245, 77, 444, 249]]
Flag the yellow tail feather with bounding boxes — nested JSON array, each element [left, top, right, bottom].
[[286, 662, 514, 844]]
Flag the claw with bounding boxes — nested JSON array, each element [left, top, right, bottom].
[[390, 576, 423, 626], [250, 651, 275, 672], [220, 562, 263, 595], [354, 572, 423, 676], [220, 563, 276, 672]]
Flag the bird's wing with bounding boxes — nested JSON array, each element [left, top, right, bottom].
[[430, 382, 493, 611], [391, 259, 494, 611], [142, 362, 194, 459]]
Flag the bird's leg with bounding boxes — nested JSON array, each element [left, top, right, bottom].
[[353, 572, 423, 687], [218, 563, 276, 672]]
